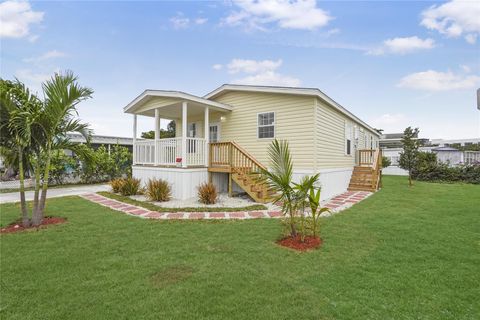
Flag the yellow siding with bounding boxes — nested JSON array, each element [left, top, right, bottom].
[[212, 91, 315, 169], [136, 97, 179, 113], [315, 98, 378, 169], [174, 111, 224, 139]]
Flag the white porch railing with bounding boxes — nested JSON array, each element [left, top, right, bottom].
[[134, 137, 206, 166]]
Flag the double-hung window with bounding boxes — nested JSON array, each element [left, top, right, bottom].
[[258, 112, 275, 139]]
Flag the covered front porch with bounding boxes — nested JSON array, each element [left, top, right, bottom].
[[125, 90, 232, 168]]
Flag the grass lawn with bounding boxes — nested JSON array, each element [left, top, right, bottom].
[[1, 176, 478, 319]]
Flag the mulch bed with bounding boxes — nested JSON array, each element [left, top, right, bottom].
[[277, 235, 322, 251], [0, 217, 67, 234]]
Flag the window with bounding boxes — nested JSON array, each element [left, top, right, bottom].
[[187, 123, 196, 138], [258, 112, 275, 139], [345, 121, 352, 155], [187, 123, 196, 153], [209, 124, 219, 143]]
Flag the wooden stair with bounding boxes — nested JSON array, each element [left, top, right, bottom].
[[209, 141, 274, 203], [348, 149, 382, 192]]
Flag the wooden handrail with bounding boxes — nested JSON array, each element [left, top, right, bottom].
[[209, 141, 267, 172]]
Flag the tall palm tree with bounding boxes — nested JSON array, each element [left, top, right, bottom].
[[0, 79, 42, 227], [32, 71, 93, 225]]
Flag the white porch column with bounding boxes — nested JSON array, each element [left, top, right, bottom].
[[154, 108, 160, 165], [132, 114, 137, 165], [181, 101, 187, 168], [204, 107, 209, 167]]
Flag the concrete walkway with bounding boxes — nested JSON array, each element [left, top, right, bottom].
[[0, 184, 110, 204]]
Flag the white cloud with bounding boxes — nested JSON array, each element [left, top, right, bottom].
[[223, 0, 332, 31], [0, 0, 44, 38], [170, 13, 189, 29], [421, 0, 480, 44], [227, 58, 282, 74], [23, 50, 67, 63], [14, 69, 55, 94], [368, 36, 435, 55], [371, 113, 408, 126], [195, 18, 208, 25], [397, 70, 480, 91], [218, 58, 301, 86], [233, 71, 301, 87]]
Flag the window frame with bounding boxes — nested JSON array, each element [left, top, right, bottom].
[[345, 121, 353, 156], [257, 111, 276, 139]]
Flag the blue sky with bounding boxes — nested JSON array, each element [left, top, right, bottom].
[[1, 0, 479, 139]]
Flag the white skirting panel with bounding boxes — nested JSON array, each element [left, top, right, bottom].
[[132, 166, 208, 200], [290, 167, 354, 201], [133, 166, 353, 202]]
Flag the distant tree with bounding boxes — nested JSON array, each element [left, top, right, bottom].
[[399, 127, 420, 187], [141, 120, 176, 139], [381, 156, 391, 168]]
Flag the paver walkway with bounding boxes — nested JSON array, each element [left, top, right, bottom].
[[80, 190, 372, 220]]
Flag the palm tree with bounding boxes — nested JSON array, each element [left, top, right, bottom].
[[32, 71, 93, 225], [293, 174, 320, 241], [260, 139, 298, 237], [0, 79, 42, 227]]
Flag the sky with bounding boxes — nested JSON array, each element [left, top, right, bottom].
[[1, 0, 479, 139]]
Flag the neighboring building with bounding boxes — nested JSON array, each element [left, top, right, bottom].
[[125, 84, 381, 201], [379, 132, 429, 149], [66, 133, 133, 153], [429, 138, 480, 148], [382, 146, 480, 176]]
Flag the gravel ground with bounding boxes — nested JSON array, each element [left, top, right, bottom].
[[130, 193, 280, 210]]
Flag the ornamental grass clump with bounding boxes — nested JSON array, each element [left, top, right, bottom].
[[110, 178, 125, 193], [145, 178, 171, 202], [119, 177, 141, 196], [197, 182, 217, 204]]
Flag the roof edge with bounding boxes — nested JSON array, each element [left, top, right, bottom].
[[204, 84, 380, 136]]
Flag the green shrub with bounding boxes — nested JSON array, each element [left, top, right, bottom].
[[145, 178, 171, 202], [381, 156, 391, 168], [48, 150, 79, 185], [197, 182, 217, 204], [411, 152, 480, 184], [119, 177, 141, 196], [110, 178, 125, 193], [76, 144, 132, 183]]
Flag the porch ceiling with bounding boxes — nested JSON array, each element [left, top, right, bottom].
[[124, 90, 232, 118]]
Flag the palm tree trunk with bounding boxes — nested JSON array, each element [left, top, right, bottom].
[[18, 148, 30, 227], [35, 144, 52, 226], [31, 157, 42, 225]]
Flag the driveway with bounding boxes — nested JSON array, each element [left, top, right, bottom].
[[0, 184, 110, 204]]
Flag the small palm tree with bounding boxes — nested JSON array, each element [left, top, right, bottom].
[[293, 174, 320, 241], [260, 139, 298, 237]]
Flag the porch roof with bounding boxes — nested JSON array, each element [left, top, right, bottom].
[[124, 90, 233, 118]]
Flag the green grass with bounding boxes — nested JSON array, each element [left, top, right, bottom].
[[97, 191, 268, 212], [1, 176, 478, 319]]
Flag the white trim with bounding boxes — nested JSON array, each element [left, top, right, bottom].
[[257, 111, 275, 139], [204, 84, 379, 137], [181, 101, 187, 168], [124, 90, 233, 113]]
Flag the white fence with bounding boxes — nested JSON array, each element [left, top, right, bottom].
[[134, 137, 206, 166], [464, 151, 480, 165]]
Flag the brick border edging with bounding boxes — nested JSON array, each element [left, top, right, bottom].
[[80, 190, 372, 220], [80, 193, 282, 220]]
